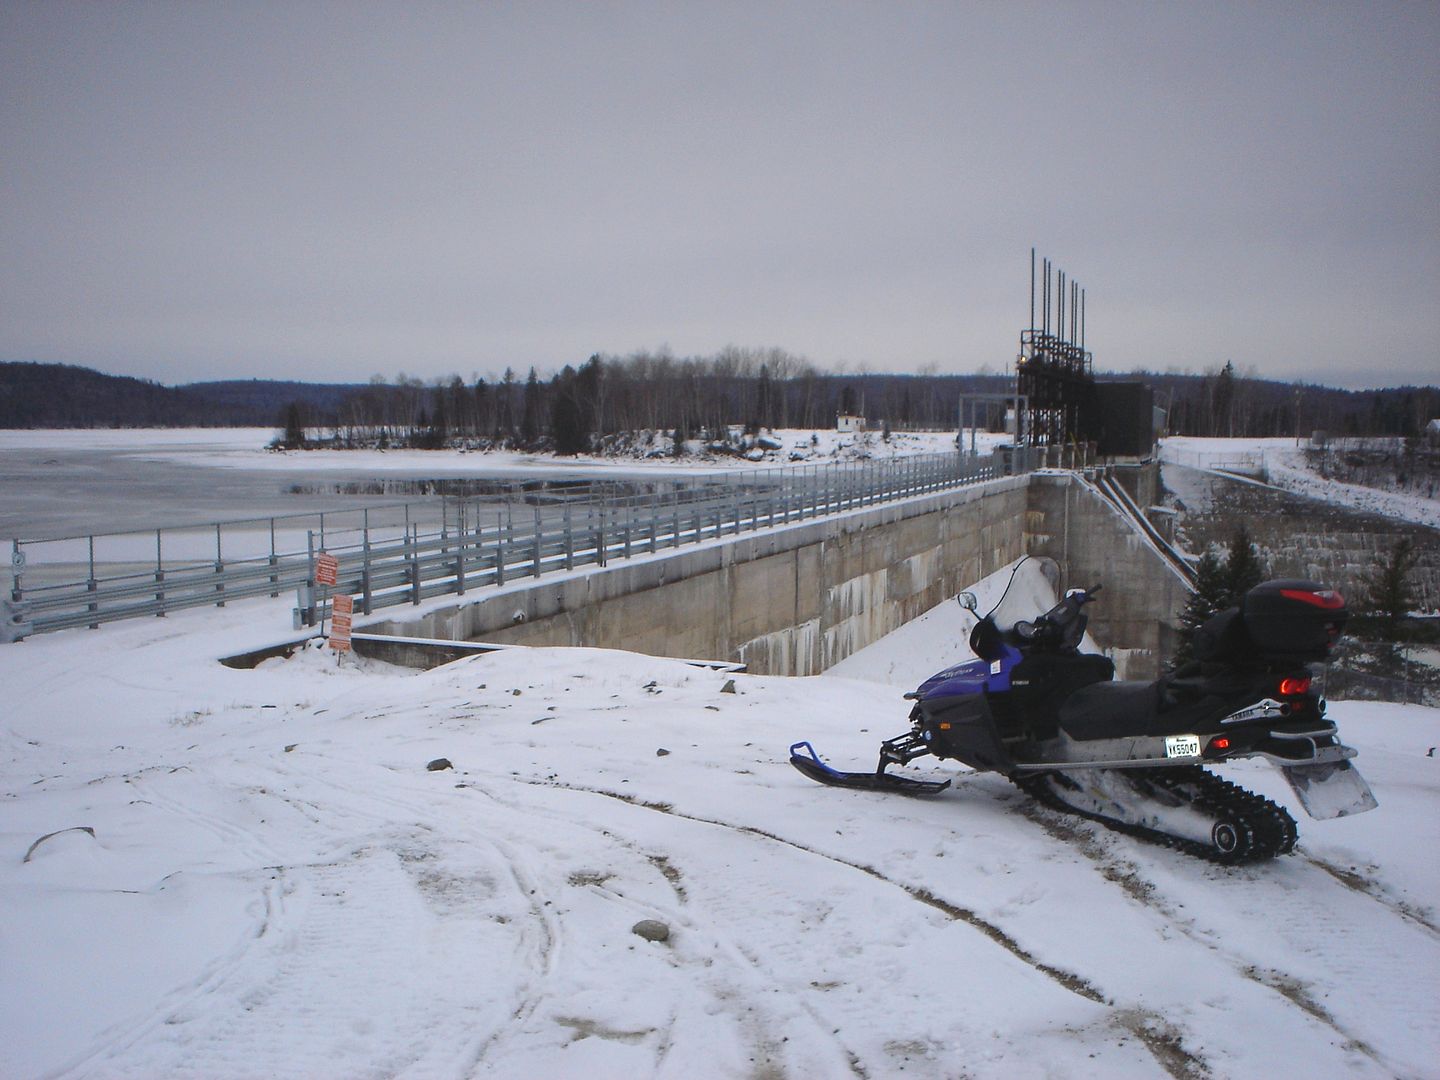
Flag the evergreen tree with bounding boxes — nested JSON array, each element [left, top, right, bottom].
[[277, 401, 307, 449], [1360, 537, 1418, 641], [550, 366, 591, 456], [577, 354, 605, 436], [1222, 524, 1265, 605], [1172, 550, 1229, 668], [1212, 360, 1236, 437], [519, 368, 542, 448]]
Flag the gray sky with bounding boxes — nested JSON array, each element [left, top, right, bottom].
[[3, 1, 1437, 390]]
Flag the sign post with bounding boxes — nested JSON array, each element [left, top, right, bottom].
[[314, 552, 338, 639]]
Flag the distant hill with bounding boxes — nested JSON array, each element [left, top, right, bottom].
[[177, 379, 367, 426], [0, 363, 364, 428], [0, 362, 212, 428]]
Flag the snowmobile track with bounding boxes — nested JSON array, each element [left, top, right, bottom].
[[1015, 766, 1297, 864]]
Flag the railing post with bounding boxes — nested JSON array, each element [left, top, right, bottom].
[[362, 529, 374, 613], [455, 500, 467, 596], [532, 506, 542, 578], [302, 530, 317, 627], [213, 523, 226, 607], [86, 534, 98, 629], [154, 529, 166, 616], [10, 539, 22, 607], [564, 503, 574, 570], [268, 517, 279, 597], [409, 525, 422, 605], [495, 508, 507, 586]]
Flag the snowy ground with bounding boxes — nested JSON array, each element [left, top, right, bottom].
[[4, 572, 1438, 1079], [1159, 437, 1440, 531]]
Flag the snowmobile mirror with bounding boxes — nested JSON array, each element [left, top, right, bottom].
[[956, 591, 978, 612]]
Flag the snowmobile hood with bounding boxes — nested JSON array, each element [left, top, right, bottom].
[[914, 643, 1022, 699]]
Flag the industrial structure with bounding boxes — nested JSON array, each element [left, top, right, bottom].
[[1017, 250, 1155, 459]]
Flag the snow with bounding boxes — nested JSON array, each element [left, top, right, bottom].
[[4, 582, 1438, 1079], [4, 430, 1439, 1077], [1160, 436, 1440, 530]]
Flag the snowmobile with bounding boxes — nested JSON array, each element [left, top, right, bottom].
[[790, 559, 1378, 864]]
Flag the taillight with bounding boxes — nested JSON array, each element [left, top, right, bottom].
[[1280, 588, 1344, 610], [1211, 737, 1231, 751], [1278, 675, 1311, 696]]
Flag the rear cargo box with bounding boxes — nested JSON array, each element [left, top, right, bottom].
[[1241, 579, 1348, 661]]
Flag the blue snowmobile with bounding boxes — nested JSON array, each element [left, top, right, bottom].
[[791, 561, 1377, 863]]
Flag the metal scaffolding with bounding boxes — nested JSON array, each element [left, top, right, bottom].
[[1017, 249, 1095, 447]]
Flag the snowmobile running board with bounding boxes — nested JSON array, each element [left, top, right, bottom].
[[788, 742, 951, 797], [1009, 756, 1202, 772]]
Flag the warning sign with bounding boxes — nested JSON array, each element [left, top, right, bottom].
[[315, 552, 339, 586], [329, 592, 353, 652]]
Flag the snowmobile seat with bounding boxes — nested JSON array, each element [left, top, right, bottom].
[[1056, 680, 1164, 741], [1005, 652, 1115, 739]]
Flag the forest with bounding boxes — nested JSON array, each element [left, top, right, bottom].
[[2, 355, 1437, 453]]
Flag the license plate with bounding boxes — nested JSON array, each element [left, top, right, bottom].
[[1165, 735, 1201, 758]]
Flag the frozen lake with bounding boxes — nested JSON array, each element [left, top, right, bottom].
[[0, 429, 728, 543]]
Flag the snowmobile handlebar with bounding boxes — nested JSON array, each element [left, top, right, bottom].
[[1009, 582, 1102, 651]]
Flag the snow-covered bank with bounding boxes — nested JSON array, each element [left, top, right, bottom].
[[1160, 436, 1440, 530], [3, 588, 1437, 1079]]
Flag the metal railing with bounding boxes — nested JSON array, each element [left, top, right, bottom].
[[5, 448, 1037, 641]]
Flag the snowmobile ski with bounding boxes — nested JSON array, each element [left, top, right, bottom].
[[788, 742, 951, 797]]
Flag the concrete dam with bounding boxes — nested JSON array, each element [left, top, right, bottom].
[[364, 466, 1190, 681]]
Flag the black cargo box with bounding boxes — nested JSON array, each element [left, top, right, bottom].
[[1241, 579, 1348, 660]]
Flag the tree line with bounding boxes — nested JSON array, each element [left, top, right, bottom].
[[275, 349, 1016, 452], [3, 358, 1436, 445]]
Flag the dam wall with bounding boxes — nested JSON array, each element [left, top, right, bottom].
[[367, 466, 1187, 679], [368, 476, 1030, 676]]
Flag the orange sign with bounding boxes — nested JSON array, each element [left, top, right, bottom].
[[316, 552, 339, 586], [329, 592, 353, 651]]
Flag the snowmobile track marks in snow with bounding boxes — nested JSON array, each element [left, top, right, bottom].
[[1241, 966, 1380, 1061], [1015, 789, 1405, 1075], [538, 780, 1227, 1080], [543, 780, 1111, 1003], [1111, 1011, 1209, 1080], [1304, 855, 1440, 936]]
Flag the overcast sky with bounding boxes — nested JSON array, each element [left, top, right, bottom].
[[3, 2, 1437, 390]]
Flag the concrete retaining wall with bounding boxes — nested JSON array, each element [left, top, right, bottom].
[[1024, 470, 1190, 680], [367, 476, 1030, 676], [364, 466, 1188, 679]]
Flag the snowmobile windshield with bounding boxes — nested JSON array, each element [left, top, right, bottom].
[[984, 573, 1047, 637]]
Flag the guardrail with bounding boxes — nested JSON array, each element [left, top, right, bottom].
[[6, 447, 1038, 641]]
